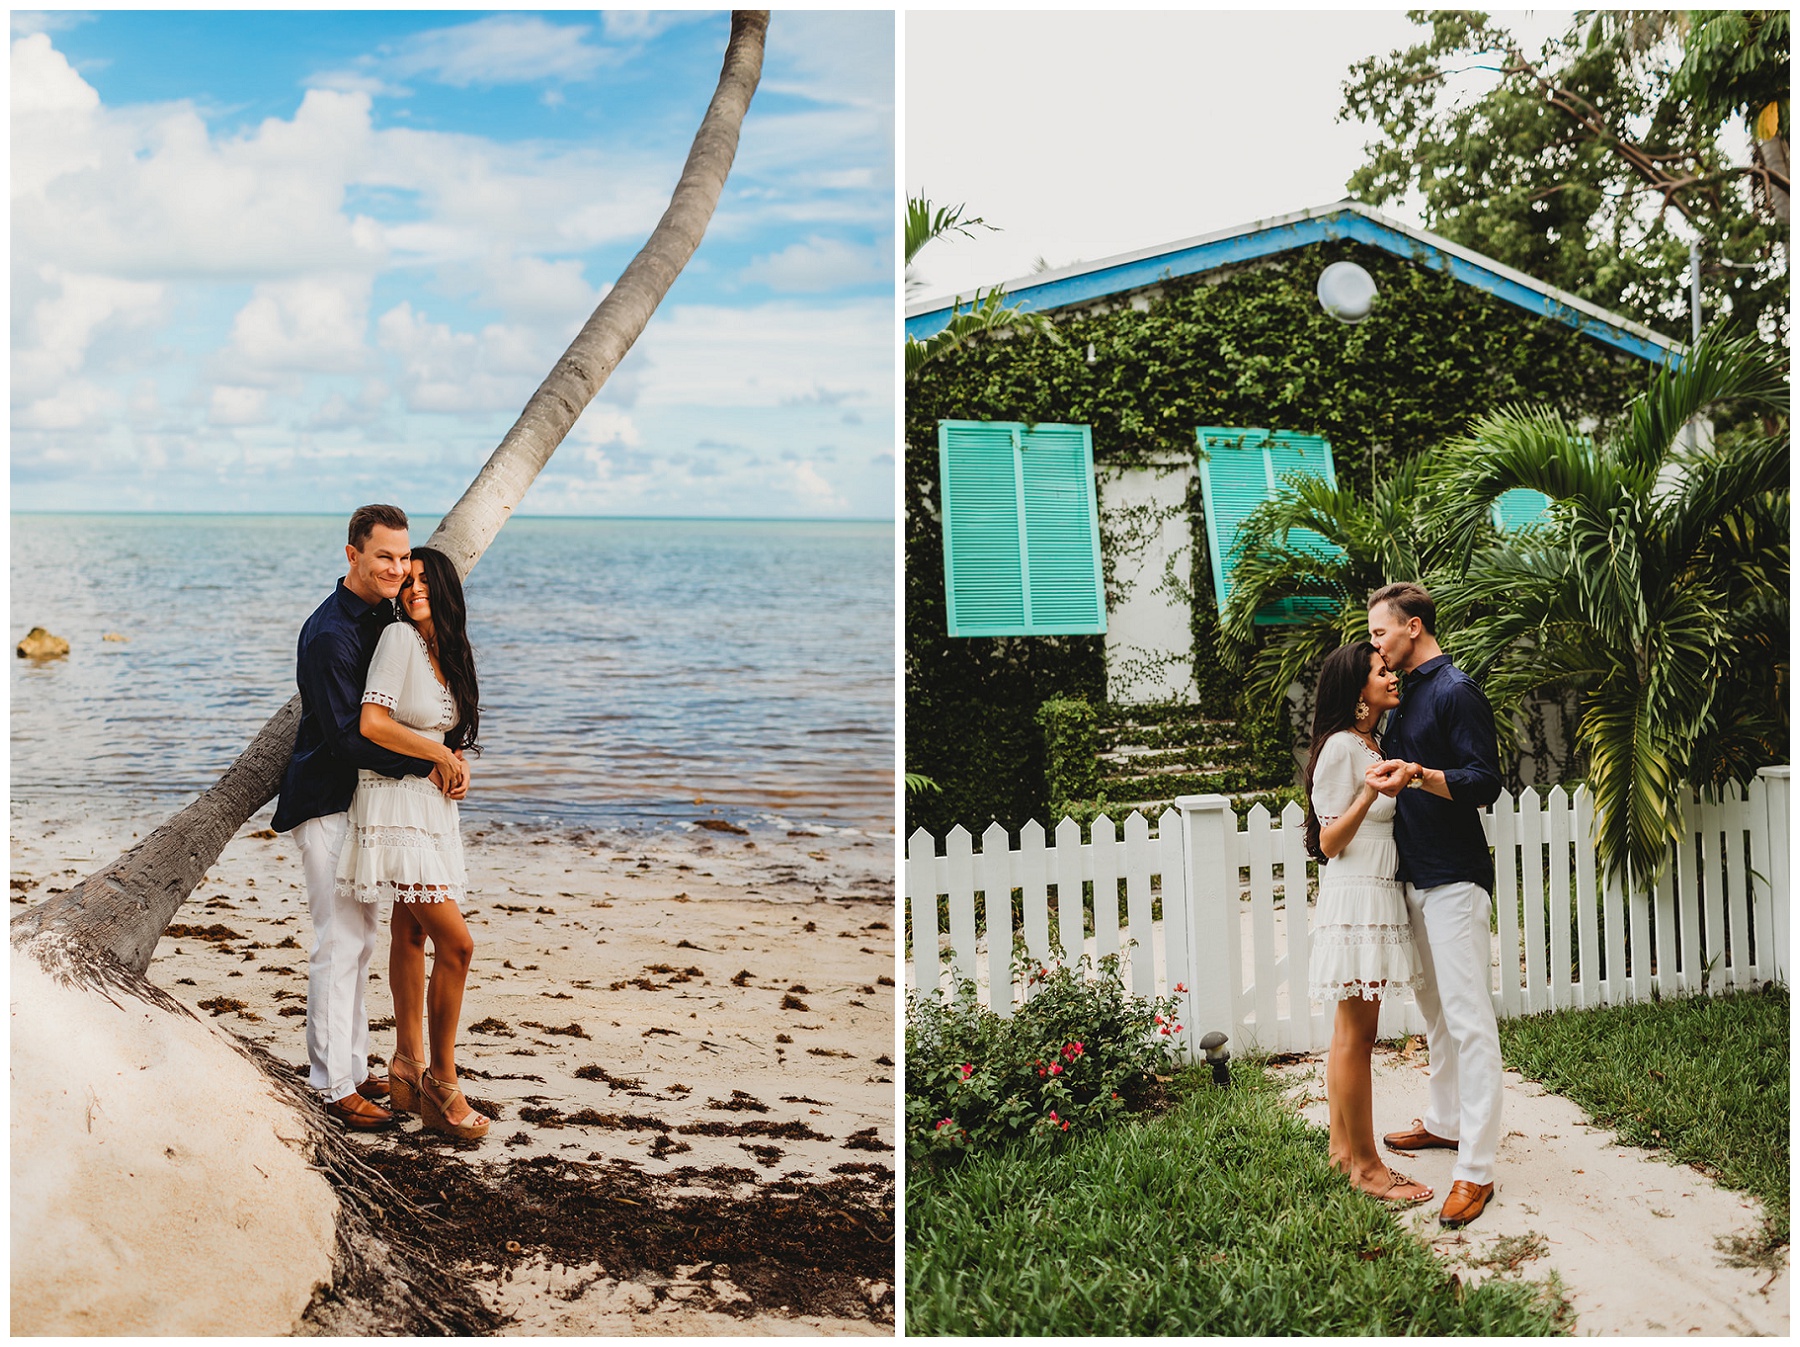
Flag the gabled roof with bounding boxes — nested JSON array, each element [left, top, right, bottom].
[[905, 200, 1684, 366]]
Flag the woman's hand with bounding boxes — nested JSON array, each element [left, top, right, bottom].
[[429, 755, 469, 799]]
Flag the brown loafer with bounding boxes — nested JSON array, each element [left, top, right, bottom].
[[356, 1073, 390, 1100], [1384, 1118, 1458, 1151], [1438, 1179, 1495, 1228], [325, 1092, 395, 1130]]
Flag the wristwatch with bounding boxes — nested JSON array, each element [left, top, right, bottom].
[[1406, 769, 1425, 789]]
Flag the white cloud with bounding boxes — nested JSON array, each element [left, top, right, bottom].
[[13, 38, 385, 280], [628, 300, 893, 411], [761, 12, 895, 112], [208, 384, 269, 427], [13, 265, 165, 402], [375, 301, 545, 415], [388, 15, 611, 87], [570, 403, 641, 449], [17, 378, 118, 431], [599, 12, 709, 44], [222, 275, 372, 379], [742, 235, 888, 293]]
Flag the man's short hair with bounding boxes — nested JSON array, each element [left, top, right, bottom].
[[1368, 581, 1436, 635], [348, 504, 409, 551]]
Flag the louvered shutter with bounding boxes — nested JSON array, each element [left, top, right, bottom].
[[1196, 427, 1343, 625], [938, 420, 1106, 637], [1492, 487, 1553, 533]]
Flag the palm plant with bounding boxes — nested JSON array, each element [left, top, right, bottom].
[[1430, 328, 1788, 886], [1219, 452, 1464, 713], [905, 193, 1055, 380]]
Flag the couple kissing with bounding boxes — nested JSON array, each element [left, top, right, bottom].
[[1304, 581, 1503, 1230]]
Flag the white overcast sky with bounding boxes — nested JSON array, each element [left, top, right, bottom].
[[907, 10, 1574, 303]]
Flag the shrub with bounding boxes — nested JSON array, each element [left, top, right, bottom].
[[906, 952, 1184, 1164]]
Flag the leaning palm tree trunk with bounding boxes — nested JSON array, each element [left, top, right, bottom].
[[14, 11, 769, 977]]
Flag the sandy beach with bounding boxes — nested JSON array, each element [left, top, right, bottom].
[[11, 800, 897, 1335]]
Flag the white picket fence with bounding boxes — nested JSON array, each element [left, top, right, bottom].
[[906, 768, 1791, 1056]]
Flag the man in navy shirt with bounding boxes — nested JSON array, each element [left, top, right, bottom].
[[1365, 581, 1504, 1230], [272, 504, 465, 1129]]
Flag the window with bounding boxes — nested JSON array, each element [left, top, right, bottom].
[[1196, 427, 1342, 625], [937, 420, 1106, 637]]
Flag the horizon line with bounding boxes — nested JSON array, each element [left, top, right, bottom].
[[11, 510, 894, 524]]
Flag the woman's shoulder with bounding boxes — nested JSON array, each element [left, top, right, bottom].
[[373, 619, 427, 660]]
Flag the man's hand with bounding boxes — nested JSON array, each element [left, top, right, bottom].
[[1366, 759, 1413, 798], [429, 756, 470, 800]]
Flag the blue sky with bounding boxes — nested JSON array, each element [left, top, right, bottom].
[[13, 10, 895, 517]]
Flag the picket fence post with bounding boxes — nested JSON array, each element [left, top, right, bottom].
[[1759, 766, 1790, 984], [1175, 794, 1236, 1048]]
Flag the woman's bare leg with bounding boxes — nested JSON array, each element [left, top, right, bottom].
[[402, 898, 478, 1122], [1327, 992, 1429, 1199], [1327, 994, 1384, 1185], [389, 901, 428, 1078]]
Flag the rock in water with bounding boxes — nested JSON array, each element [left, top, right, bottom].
[[16, 627, 70, 659], [10, 942, 338, 1334], [102, 632, 129, 643]]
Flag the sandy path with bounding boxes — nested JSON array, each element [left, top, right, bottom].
[[12, 802, 897, 1335], [1274, 1048, 1786, 1336]]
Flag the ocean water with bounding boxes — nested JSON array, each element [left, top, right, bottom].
[[12, 514, 894, 834]]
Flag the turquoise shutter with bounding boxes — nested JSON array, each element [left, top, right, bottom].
[[1196, 427, 1343, 625], [938, 420, 1106, 637], [1492, 487, 1552, 533]]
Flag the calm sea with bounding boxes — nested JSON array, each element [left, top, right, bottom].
[[12, 514, 894, 834]]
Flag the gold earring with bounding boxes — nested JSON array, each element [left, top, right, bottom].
[[1355, 699, 1370, 722]]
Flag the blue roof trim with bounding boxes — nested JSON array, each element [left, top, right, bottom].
[[906, 204, 1681, 368]]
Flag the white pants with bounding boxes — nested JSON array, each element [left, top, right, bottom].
[[295, 813, 379, 1104], [1405, 880, 1503, 1186]]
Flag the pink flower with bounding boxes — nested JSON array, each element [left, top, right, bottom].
[[959, 1062, 974, 1080], [1049, 1062, 1063, 1076], [936, 1118, 952, 1130], [1048, 1110, 1059, 1121], [1173, 1024, 1183, 1033]]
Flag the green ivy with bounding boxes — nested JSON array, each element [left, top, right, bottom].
[[907, 239, 1648, 836]]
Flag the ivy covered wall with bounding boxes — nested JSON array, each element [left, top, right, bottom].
[[905, 237, 1650, 838]]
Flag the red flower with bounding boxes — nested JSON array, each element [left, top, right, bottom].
[[1049, 1062, 1063, 1076], [1174, 983, 1188, 993], [959, 1062, 974, 1080], [936, 1118, 952, 1130]]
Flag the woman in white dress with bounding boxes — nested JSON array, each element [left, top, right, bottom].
[[336, 545, 491, 1141], [1304, 640, 1428, 1205]]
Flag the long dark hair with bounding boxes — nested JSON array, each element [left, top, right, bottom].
[[1302, 641, 1379, 864], [405, 546, 480, 756]]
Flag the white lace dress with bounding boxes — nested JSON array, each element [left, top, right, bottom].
[[334, 621, 466, 906], [1307, 730, 1423, 1003]]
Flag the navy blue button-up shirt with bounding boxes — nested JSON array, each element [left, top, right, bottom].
[[271, 579, 435, 833], [1384, 653, 1503, 892]]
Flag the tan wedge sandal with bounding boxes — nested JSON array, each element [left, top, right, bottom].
[[389, 1050, 425, 1114], [421, 1069, 491, 1141]]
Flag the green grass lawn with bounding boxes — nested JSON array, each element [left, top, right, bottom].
[[1497, 982, 1789, 1259], [906, 1061, 1570, 1336]]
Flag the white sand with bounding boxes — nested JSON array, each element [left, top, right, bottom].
[[10, 946, 339, 1335], [11, 802, 897, 1334], [1275, 1047, 1788, 1336]]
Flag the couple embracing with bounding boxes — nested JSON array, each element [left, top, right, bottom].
[[270, 504, 493, 1141], [1304, 581, 1503, 1229]]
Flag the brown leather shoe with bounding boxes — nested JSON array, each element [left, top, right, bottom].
[[356, 1073, 390, 1100], [1384, 1118, 1458, 1151], [1438, 1179, 1496, 1228], [325, 1092, 395, 1130]]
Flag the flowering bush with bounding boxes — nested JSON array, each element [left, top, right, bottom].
[[905, 952, 1184, 1164]]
